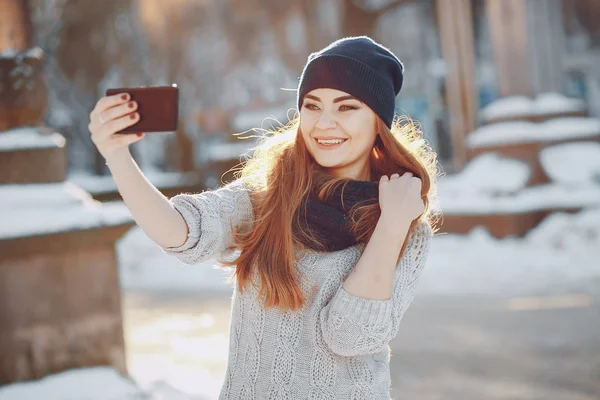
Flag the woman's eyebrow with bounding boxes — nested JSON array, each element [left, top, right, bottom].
[[333, 95, 358, 103], [304, 94, 359, 103]]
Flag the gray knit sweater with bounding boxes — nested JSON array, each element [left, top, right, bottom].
[[161, 179, 431, 400]]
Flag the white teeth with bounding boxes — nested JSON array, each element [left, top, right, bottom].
[[317, 139, 345, 144]]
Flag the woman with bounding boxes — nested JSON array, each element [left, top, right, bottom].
[[89, 36, 438, 400]]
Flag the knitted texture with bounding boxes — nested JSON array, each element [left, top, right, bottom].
[[162, 179, 431, 400], [296, 179, 380, 252]]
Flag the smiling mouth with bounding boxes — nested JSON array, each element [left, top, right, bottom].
[[314, 138, 348, 145]]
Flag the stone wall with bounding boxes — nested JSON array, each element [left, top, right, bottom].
[[0, 224, 131, 384]]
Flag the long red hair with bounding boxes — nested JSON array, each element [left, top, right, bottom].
[[218, 115, 439, 311]]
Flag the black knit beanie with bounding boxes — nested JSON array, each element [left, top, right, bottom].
[[297, 36, 404, 128]]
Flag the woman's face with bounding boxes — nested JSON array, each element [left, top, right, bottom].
[[299, 88, 378, 181]]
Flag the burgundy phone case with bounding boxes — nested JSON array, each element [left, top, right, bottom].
[[105, 85, 179, 134]]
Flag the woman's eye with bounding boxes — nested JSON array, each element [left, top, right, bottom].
[[303, 103, 320, 111], [339, 104, 358, 111]]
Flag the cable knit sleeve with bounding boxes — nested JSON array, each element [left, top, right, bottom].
[[319, 221, 432, 357], [160, 179, 254, 265]]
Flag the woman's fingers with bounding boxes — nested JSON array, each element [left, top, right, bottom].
[[88, 93, 146, 160], [90, 93, 137, 137], [380, 172, 410, 183], [91, 112, 140, 143], [100, 100, 138, 127], [91, 93, 130, 122], [105, 112, 140, 135]]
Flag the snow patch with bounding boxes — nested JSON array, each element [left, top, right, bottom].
[[0, 367, 143, 400], [0, 47, 43, 60], [439, 146, 600, 215], [0, 127, 65, 151], [0, 181, 92, 208], [0, 183, 133, 239], [116, 226, 235, 292], [419, 207, 600, 296], [466, 117, 600, 148], [438, 153, 530, 196], [68, 170, 201, 194], [440, 183, 600, 215], [539, 141, 600, 185], [480, 92, 586, 122]]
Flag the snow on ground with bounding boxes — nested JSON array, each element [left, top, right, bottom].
[[116, 226, 235, 293], [438, 153, 530, 196], [420, 207, 600, 297], [127, 352, 227, 400], [0, 47, 43, 60], [0, 127, 66, 150], [440, 183, 600, 215], [0, 183, 133, 240], [68, 169, 202, 195], [425, 143, 600, 296], [466, 117, 600, 148], [539, 141, 600, 185], [438, 150, 600, 215], [479, 92, 586, 122], [0, 367, 144, 400], [0, 365, 216, 400]]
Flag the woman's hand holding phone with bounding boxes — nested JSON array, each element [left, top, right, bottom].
[[86, 90, 188, 250], [88, 92, 145, 162]]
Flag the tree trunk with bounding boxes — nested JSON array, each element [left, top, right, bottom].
[[485, 0, 532, 97], [341, 0, 380, 37], [0, 0, 33, 51]]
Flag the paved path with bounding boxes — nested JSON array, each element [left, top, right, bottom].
[[389, 294, 600, 400], [122, 290, 600, 400]]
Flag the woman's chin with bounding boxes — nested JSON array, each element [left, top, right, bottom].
[[314, 159, 343, 169]]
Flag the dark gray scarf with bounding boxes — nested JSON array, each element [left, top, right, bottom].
[[295, 180, 379, 252]]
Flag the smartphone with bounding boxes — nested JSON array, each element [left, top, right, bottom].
[[105, 84, 179, 134]]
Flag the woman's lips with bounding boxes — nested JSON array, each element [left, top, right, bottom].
[[314, 138, 347, 150]]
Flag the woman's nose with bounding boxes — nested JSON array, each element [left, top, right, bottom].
[[315, 113, 337, 130]]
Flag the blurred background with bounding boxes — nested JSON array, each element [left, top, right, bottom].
[[1, 0, 599, 399]]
